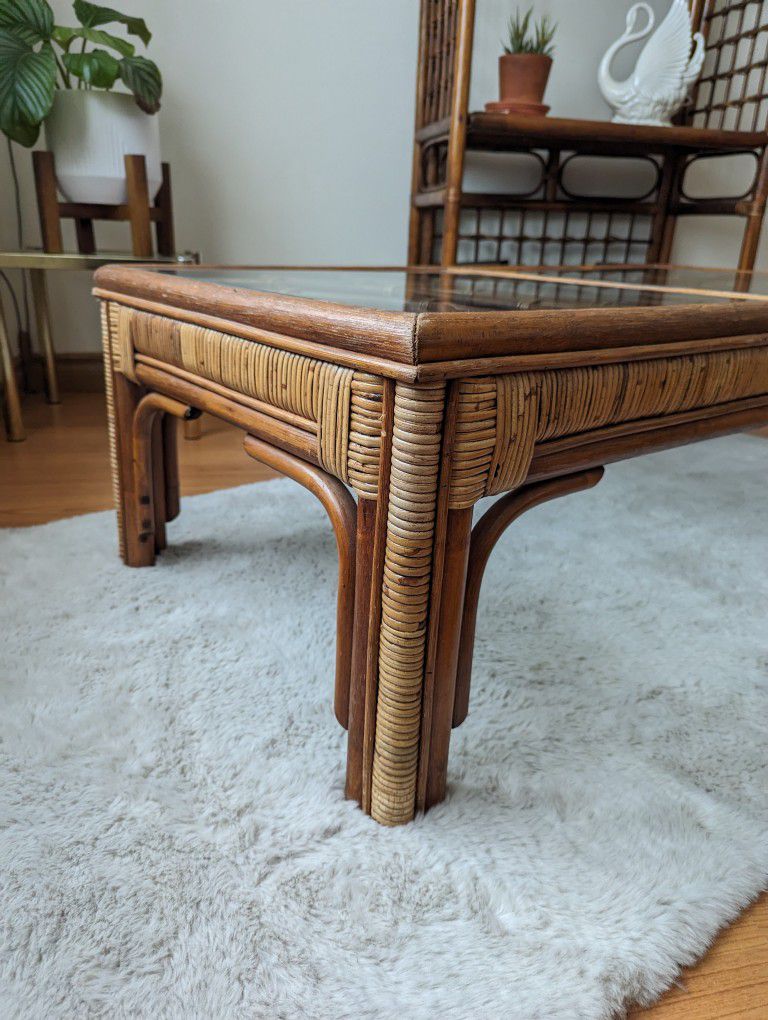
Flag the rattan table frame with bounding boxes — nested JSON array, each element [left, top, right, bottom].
[[95, 264, 768, 826]]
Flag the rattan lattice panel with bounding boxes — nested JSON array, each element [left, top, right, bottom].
[[418, 0, 459, 129], [691, 0, 768, 131], [430, 204, 656, 267]]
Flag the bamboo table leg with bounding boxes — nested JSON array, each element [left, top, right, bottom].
[[347, 380, 476, 826], [0, 298, 25, 441], [345, 498, 378, 805], [29, 269, 60, 405], [16, 328, 34, 394]]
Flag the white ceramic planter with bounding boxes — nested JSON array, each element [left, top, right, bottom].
[[44, 90, 162, 204]]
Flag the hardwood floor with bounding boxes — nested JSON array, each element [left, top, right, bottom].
[[628, 895, 768, 1019], [1, 392, 766, 1018], [0, 391, 276, 527]]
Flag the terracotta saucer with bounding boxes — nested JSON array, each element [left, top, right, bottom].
[[484, 100, 551, 116]]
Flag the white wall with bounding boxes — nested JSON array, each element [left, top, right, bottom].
[[0, 0, 764, 355]]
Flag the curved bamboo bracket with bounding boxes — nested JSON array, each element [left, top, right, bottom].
[[453, 467, 605, 728], [134, 392, 201, 426], [243, 433, 357, 730], [132, 393, 200, 562]]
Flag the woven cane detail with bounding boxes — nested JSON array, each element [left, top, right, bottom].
[[111, 307, 383, 487], [448, 345, 768, 507], [108, 303, 136, 382], [371, 382, 445, 826], [536, 349, 768, 438], [316, 361, 354, 482], [447, 380, 497, 510], [100, 302, 125, 560], [348, 375, 385, 498], [487, 372, 541, 497]]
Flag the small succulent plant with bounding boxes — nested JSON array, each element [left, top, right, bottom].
[[504, 7, 557, 57]]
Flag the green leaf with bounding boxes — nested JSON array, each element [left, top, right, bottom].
[[0, 0, 54, 44], [119, 54, 160, 113], [53, 25, 134, 57], [5, 113, 38, 143], [73, 1, 150, 46], [63, 46, 119, 87], [0, 30, 55, 145]]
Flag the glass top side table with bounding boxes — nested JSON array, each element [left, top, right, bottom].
[[0, 250, 197, 442], [93, 261, 768, 826]]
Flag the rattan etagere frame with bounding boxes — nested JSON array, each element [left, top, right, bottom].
[[409, 0, 768, 271]]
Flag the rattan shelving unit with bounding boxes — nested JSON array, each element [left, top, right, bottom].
[[409, 0, 768, 270]]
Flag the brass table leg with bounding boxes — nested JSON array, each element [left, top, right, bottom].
[[29, 269, 60, 405], [0, 297, 25, 441]]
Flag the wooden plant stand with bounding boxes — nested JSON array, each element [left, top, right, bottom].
[[33, 151, 175, 258], [24, 154, 203, 440]]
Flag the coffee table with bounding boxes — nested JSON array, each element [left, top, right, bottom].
[[93, 263, 768, 826]]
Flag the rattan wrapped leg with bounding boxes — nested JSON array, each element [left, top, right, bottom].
[[366, 382, 476, 825], [108, 372, 150, 566]]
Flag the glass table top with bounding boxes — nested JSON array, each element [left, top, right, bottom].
[[151, 264, 768, 314]]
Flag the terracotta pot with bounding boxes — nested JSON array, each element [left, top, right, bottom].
[[488, 53, 553, 116]]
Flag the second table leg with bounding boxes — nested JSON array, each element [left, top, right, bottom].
[[0, 299, 25, 441], [29, 269, 60, 405]]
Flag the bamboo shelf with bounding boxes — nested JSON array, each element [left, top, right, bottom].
[[415, 113, 768, 158]]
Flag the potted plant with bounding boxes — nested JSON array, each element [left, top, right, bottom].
[[0, 0, 162, 203], [486, 6, 557, 116]]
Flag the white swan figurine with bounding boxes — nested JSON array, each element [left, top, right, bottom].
[[598, 0, 705, 127]]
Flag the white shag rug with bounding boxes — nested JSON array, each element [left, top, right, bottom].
[[1, 436, 766, 1020]]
